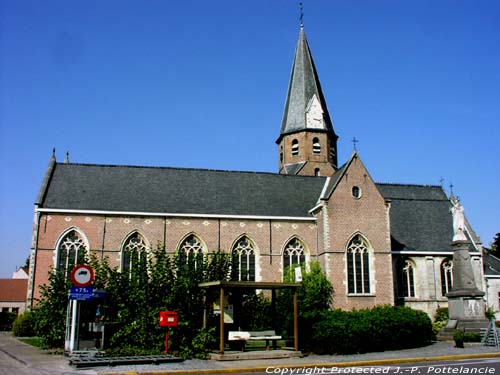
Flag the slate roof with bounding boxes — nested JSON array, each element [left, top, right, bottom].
[[278, 27, 336, 141], [483, 251, 500, 276], [283, 162, 306, 175], [376, 183, 480, 253], [0, 279, 27, 302], [39, 163, 327, 218]]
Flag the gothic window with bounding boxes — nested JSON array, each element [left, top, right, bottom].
[[291, 139, 299, 156], [397, 259, 416, 298], [312, 137, 321, 154], [57, 230, 86, 278], [283, 238, 306, 272], [231, 236, 255, 281], [347, 234, 371, 294], [122, 232, 148, 274], [440, 259, 453, 296], [179, 234, 204, 270]]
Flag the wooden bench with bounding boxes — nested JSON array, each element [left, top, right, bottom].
[[228, 330, 281, 351]]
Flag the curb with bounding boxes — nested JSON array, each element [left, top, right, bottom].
[[100, 352, 500, 375]]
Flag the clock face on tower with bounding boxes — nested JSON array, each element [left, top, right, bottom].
[[306, 94, 324, 129]]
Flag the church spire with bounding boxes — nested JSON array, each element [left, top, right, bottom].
[[277, 26, 338, 176], [278, 27, 336, 141]]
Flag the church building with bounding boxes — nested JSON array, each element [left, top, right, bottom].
[[27, 26, 485, 318]]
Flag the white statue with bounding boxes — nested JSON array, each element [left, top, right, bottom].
[[450, 196, 467, 241]]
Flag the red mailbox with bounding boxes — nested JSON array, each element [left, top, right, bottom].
[[159, 311, 178, 354], [159, 311, 178, 327]]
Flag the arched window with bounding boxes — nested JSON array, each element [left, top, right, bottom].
[[347, 234, 371, 294], [179, 234, 204, 270], [122, 232, 148, 274], [291, 139, 299, 156], [397, 259, 416, 298], [312, 137, 321, 154], [231, 236, 255, 281], [441, 259, 453, 296], [283, 238, 306, 271], [314, 168, 320, 176], [57, 230, 86, 278]]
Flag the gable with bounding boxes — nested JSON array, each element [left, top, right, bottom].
[[40, 163, 327, 218], [324, 152, 385, 205]]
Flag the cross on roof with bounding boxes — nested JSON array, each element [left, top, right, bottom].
[[351, 137, 359, 151], [299, 2, 304, 27]]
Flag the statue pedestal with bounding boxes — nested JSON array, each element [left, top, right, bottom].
[[445, 241, 488, 333]]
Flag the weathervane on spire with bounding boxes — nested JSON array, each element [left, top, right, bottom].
[[299, 2, 304, 27]]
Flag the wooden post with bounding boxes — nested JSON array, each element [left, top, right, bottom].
[[219, 286, 225, 354], [293, 290, 298, 351]]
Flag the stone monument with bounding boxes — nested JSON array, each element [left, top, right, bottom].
[[445, 196, 487, 333]]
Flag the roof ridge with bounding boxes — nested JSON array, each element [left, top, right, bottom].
[[57, 162, 327, 179], [376, 182, 443, 189]]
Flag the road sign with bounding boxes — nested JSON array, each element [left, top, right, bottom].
[[69, 286, 94, 300], [70, 264, 94, 287]]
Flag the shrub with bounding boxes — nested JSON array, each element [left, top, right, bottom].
[[431, 307, 448, 336], [434, 307, 448, 322], [12, 312, 35, 337], [485, 306, 497, 321], [0, 311, 16, 331], [453, 330, 464, 348], [309, 305, 433, 354], [463, 332, 481, 342]]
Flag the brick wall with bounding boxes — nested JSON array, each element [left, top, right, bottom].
[[323, 155, 394, 310], [278, 131, 337, 177], [31, 213, 318, 301]]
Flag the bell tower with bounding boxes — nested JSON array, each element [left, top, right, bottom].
[[277, 26, 338, 177]]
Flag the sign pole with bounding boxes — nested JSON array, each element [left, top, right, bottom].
[[69, 299, 78, 352]]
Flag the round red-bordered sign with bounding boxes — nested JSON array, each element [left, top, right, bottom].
[[70, 264, 94, 287]]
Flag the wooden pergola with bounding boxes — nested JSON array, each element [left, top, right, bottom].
[[198, 281, 301, 354]]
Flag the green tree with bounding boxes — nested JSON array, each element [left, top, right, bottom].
[[277, 261, 333, 341], [32, 269, 71, 348], [491, 233, 500, 258], [32, 245, 232, 357]]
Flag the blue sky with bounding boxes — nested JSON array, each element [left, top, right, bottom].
[[0, 0, 499, 277]]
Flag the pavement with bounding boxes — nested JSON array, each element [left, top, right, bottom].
[[0, 332, 498, 375]]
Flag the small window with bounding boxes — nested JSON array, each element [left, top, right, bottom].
[[312, 137, 321, 154], [329, 146, 336, 159], [291, 139, 299, 156], [352, 186, 362, 199], [314, 168, 320, 176]]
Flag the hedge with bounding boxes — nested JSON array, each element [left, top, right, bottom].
[[308, 305, 433, 354]]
